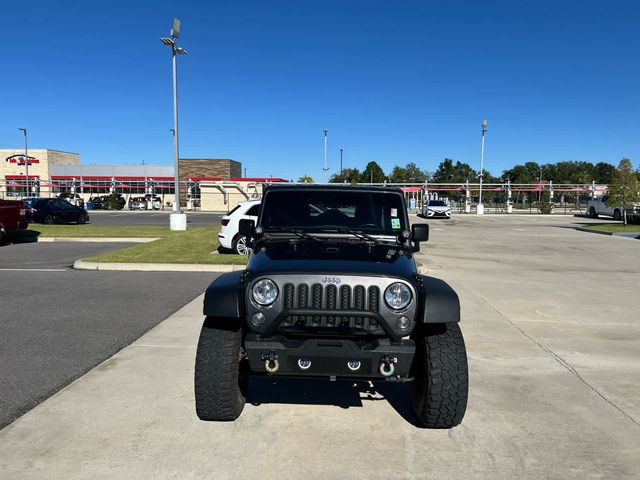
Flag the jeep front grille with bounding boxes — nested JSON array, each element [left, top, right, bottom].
[[281, 283, 381, 332]]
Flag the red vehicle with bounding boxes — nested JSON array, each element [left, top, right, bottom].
[[0, 199, 29, 244]]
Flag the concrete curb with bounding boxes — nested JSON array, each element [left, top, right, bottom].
[[38, 237, 159, 243], [73, 259, 246, 272], [575, 226, 640, 239]]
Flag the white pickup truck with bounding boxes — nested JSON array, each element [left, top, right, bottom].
[[588, 195, 638, 220]]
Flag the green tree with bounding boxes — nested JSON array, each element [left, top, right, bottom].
[[297, 174, 314, 183], [593, 162, 616, 184], [388, 162, 430, 183], [607, 158, 640, 224], [502, 162, 541, 183], [360, 161, 386, 183], [329, 167, 362, 184], [432, 158, 477, 183]]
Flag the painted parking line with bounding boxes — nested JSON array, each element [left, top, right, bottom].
[[0, 268, 67, 272]]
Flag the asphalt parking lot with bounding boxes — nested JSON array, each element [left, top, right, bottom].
[[0, 215, 639, 479], [0, 241, 216, 429]]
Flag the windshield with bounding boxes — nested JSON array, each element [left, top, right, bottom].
[[260, 189, 406, 235], [428, 200, 447, 206]]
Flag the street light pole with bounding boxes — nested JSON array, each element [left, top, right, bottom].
[[340, 148, 343, 176], [18, 128, 28, 197], [538, 166, 543, 203], [477, 119, 488, 215], [161, 18, 188, 230], [322, 130, 329, 175]]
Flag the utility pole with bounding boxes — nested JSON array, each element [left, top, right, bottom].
[[340, 148, 343, 176]]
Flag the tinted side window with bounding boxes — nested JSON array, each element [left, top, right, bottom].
[[246, 205, 260, 216]]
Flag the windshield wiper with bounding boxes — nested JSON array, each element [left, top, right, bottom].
[[261, 228, 325, 243]]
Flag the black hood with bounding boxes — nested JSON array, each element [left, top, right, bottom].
[[246, 240, 417, 280]]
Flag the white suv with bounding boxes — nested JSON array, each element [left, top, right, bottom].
[[218, 199, 261, 255]]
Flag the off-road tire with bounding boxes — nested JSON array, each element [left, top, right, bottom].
[[589, 207, 598, 219], [613, 209, 622, 221], [194, 317, 248, 421], [411, 322, 468, 428]]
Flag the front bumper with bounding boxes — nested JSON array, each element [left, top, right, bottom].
[[244, 334, 415, 379], [426, 210, 451, 218]]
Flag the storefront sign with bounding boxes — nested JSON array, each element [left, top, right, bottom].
[[5, 154, 40, 165]]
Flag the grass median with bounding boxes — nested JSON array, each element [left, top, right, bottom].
[[16, 225, 170, 238], [581, 224, 640, 233], [83, 226, 248, 265]]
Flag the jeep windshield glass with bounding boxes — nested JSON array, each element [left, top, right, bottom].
[[260, 190, 407, 235]]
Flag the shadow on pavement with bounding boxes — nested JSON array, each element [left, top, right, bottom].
[[247, 376, 418, 426], [6, 229, 41, 244]]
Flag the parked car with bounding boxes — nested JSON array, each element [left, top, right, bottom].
[[217, 199, 261, 254], [58, 192, 85, 208], [90, 194, 125, 210], [128, 195, 161, 210], [588, 195, 640, 220], [423, 199, 452, 218], [0, 199, 28, 244], [24, 198, 89, 224]]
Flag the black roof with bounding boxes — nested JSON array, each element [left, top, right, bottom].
[[263, 184, 403, 194]]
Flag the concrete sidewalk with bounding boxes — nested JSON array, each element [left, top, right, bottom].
[[1, 285, 639, 479], [2, 214, 639, 479]]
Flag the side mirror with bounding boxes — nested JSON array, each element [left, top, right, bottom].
[[238, 219, 255, 237], [411, 224, 429, 251]]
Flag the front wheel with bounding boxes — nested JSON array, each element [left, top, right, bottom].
[[194, 317, 248, 421], [589, 207, 598, 219], [411, 323, 469, 428], [44, 214, 55, 225]]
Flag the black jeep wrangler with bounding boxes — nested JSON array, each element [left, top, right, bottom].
[[195, 184, 468, 428]]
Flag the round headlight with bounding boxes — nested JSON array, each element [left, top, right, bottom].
[[252, 279, 278, 306], [384, 282, 412, 310]]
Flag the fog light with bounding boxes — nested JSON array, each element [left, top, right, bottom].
[[297, 358, 311, 370], [347, 360, 361, 371], [397, 316, 411, 330], [251, 312, 265, 326]]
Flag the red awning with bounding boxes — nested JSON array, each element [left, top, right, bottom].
[[154, 185, 175, 189], [401, 187, 422, 192], [425, 187, 465, 191], [5, 183, 22, 187]]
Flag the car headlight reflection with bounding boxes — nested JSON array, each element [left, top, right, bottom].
[[252, 279, 278, 306], [384, 282, 412, 310]]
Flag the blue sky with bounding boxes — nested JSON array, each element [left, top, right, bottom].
[[2, 0, 639, 180]]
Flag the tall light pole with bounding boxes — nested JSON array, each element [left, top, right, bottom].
[[322, 130, 329, 175], [538, 165, 543, 203], [161, 18, 188, 230], [18, 128, 29, 197], [477, 119, 488, 215], [340, 148, 343, 176]]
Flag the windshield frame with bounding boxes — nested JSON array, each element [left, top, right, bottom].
[[258, 187, 409, 238]]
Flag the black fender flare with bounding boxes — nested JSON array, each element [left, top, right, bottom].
[[202, 271, 245, 318], [416, 275, 460, 324]]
